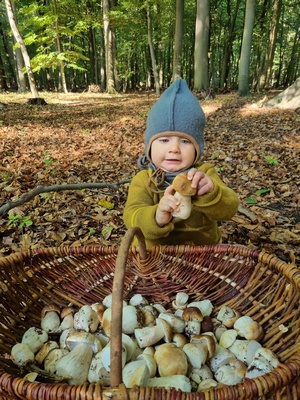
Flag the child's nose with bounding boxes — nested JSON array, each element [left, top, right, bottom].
[[169, 141, 180, 152]]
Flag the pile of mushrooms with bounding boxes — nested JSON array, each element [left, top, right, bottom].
[[10, 293, 280, 392]]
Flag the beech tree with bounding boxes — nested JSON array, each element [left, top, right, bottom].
[[238, 0, 256, 96], [4, 0, 39, 97], [194, 0, 210, 90]]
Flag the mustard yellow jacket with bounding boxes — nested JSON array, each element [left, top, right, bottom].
[[123, 163, 239, 247]]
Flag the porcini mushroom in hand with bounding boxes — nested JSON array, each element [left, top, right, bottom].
[[172, 173, 197, 220]]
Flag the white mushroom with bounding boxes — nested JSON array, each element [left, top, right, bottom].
[[188, 300, 214, 317], [41, 305, 61, 333], [73, 305, 99, 333], [183, 342, 208, 369], [216, 306, 241, 328], [102, 294, 127, 308], [88, 352, 111, 385], [99, 342, 127, 372], [215, 358, 247, 385], [134, 325, 165, 348], [189, 364, 213, 390], [245, 347, 279, 378], [59, 307, 75, 331], [44, 348, 69, 374], [172, 173, 197, 220], [147, 375, 191, 392], [158, 312, 185, 333], [172, 292, 189, 310], [209, 344, 235, 373], [35, 340, 59, 364], [228, 339, 262, 365], [102, 305, 142, 336], [197, 378, 218, 391], [11, 343, 35, 367], [182, 307, 203, 337], [137, 353, 157, 377], [234, 315, 264, 341], [122, 359, 150, 388], [56, 331, 102, 384], [21, 327, 48, 353], [129, 294, 149, 307]]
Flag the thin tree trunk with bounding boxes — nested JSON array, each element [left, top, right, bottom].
[[194, 0, 210, 90], [172, 0, 184, 81], [53, 0, 68, 93], [5, 0, 39, 97], [103, 0, 116, 93], [147, 5, 160, 95], [238, 0, 256, 96], [259, 0, 282, 89]]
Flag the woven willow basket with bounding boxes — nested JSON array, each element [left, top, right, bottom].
[[0, 227, 300, 399]]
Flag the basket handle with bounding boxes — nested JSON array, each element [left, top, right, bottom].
[[110, 227, 147, 387]]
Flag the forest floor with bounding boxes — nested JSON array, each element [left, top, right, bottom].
[[0, 90, 299, 266]]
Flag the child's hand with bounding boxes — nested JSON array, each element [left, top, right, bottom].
[[155, 185, 179, 227], [187, 168, 214, 196]]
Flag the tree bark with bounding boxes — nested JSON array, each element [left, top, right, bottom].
[[103, 0, 116, 93], [238, 0, 256, 96], [194, 0, 210, 90], [5, 0, 39, 98], [172, 0, 184, 81]]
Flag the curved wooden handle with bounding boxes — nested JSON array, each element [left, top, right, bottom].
[[110, 227, 147, 387]]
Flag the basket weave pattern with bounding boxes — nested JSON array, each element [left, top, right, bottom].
[[1, 229, 300, 399]]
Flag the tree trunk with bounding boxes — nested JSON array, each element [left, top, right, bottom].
[[53, 0, 68, 93], [147, 5, 160, 95], [5, 0, 37, 95], [0, 52, 9, 91], [194, 0, 210, 91], [172, 0, 184, 81], [220, 0, 241, 90], [258, 0, 282, 89], [238, 0, 256, 96], [103, 0, 116, 93]]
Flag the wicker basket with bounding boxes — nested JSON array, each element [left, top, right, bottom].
[[0, 227, 300, 399]]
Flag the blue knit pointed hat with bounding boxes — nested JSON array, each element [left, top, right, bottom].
[[144, 78, 206, 163]]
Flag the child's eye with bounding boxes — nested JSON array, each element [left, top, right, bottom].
[[181, 139, 191, 144], [159, 138, 169, 143]]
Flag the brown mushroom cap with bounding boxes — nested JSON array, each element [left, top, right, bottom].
[[182, 307, 204, 322], [172, 173, 197, 196], [41, 304, 61, 318]]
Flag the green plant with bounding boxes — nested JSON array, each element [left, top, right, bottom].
[[7, 214, 33, 229], [43, 151, 56, 167], [0, 171, 13, 183], [264, 155, 278, 166]]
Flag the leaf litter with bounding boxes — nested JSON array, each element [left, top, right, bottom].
[[0, 92, 299, 265]]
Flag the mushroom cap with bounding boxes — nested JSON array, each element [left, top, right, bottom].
[[190, 334, 216, 358], [182, 307, 203, 322], [172, 173, 197, 196], [66, 331, 102, 353], [154, 343, 188, 377], [216, 306, 241, 328], [41, 304, 61, 318]]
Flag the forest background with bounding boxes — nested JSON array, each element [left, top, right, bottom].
[[0, 0, 299, 266]]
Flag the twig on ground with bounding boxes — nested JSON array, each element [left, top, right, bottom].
[[0, 181, 131, 216]]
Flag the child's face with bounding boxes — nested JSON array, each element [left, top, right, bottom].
[[150, 135, 196, 172]]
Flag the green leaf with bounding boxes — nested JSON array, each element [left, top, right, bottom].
[[101, 226, 113, 239], [255, 188, 271, 195], [246, 197, 258, 204]]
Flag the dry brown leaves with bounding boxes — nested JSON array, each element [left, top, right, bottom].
[[0, 92, 299, 265]]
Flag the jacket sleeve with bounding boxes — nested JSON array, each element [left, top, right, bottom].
[[123, 170, 175, 240], [192, 163, 239, 220]]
